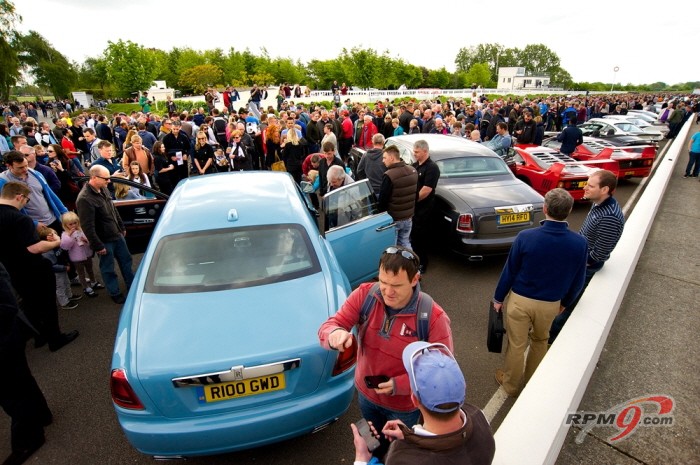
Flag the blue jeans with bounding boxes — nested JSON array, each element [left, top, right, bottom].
[[685, 151, 700, 176], [98, 237, 134, 297], [357, 391, 420, 459], [394, 219, 412, 249]]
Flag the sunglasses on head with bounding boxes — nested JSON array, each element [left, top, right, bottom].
[[383, 246, 418, 262]]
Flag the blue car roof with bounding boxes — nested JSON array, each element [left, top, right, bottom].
[[156, 172, 314, 236]]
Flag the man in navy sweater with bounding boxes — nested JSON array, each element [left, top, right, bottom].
[[549, 169, 625, 343], [492, 188, 587, 397]]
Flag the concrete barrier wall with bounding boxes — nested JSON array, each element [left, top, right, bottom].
[[491, 121, 692, 465]]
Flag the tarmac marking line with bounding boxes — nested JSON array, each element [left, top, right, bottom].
[[483, 387, 509, 423]]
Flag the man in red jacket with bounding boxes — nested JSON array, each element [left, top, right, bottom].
[[318, 246, 453, 458], [359, 115, 378, 149]]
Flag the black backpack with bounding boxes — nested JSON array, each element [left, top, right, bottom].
[[213, 117, 227, 136]]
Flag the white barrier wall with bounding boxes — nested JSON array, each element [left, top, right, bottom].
[[491, 121, 692, 465]]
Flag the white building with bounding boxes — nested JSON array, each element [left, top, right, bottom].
[[142, 80, 175, 103], [497, 67, 550, 91]]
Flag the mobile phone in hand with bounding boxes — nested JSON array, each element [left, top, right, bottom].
[[364, 375, 390, 389], [355, 418, 380, 451]]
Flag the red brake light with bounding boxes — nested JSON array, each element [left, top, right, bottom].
[[332, 334, 357, 376], [457, 214, 473, 233], [111, 368, 144, 410]]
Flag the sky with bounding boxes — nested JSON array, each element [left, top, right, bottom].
[[13, 0, 699, 87]]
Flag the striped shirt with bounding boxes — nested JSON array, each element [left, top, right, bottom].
[[580, 196, 625, 268]]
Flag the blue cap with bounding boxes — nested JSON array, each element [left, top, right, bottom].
[[402, 342, 466, 413]]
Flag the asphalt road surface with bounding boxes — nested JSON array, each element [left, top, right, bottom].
[[1, 145, 666, 464]]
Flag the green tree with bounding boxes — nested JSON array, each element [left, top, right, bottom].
[[339, 47, 379, 89], [18, 31, 76, 98], [455, 44, 504, 74], [517, 44, 561, 76], [178, 64, 224, 94], [78, 57, 110, 91], [464, 63, 492, 88], [0, 0, 22, 101], [103, 39, 157, 96], [220, 48, 246, 85], [393, 60, 423, 89], [145, 48, 178, 88], [425, 67, 451, 89]]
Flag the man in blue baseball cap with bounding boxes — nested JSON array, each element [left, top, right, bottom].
[[351, 341, 495, 465]]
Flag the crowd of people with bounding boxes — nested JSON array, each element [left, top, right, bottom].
[[0, 89, 698, 465]]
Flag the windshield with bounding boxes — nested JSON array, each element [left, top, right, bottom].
[[435, 156, 510, 178], [614, 123, 644, 134], [145, 224, 320, 293]]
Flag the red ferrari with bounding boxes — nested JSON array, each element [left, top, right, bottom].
[[512, 145, 619, 201], [543, 136, 655, 179]]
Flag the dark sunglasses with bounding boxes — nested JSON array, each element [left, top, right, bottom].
[[383, 246, 418, 262]]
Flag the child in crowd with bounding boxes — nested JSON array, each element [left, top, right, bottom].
[[127, 161, 153, 198], [214, 147, 230, 172], [60, 212, 103, 297], [39, 226, 81, 309]]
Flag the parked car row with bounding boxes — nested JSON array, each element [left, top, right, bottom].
[[106, 120, 662, 458]]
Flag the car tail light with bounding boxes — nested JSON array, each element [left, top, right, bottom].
[[332, 334, 357, 376], [111, 368, 144, 410], [644, 159, 653, 166], [457, 214, 473, 233]]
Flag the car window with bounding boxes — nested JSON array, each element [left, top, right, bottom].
[[145, 224, 321, 293], [385, 140, 415, 164], [435, 156, 510, 178], [615, 123, 642, 133], [322, 179, 378, 231], [580, 123, 603, 136]]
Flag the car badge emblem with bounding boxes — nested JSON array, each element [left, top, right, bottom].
[[231, 366, 244, 380]]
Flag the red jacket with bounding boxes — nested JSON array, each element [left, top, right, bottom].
[[341, 117, 354, 139], [318, 282, 453, 412], [359, 122, 378, 149]]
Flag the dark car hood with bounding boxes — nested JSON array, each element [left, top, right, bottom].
[[438, 178, 543, 210]]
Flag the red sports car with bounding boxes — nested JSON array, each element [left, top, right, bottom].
[[542, 136, 655, 179], [512, 145, 619, 201]]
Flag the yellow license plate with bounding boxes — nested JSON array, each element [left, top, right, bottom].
[[625, 171, 635, 176], [498, 213, 530, 225], [203, 374, 286, 403], [575, 181, 587, 188]]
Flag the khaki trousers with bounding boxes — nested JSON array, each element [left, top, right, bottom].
[[503, 291, 560, 395]]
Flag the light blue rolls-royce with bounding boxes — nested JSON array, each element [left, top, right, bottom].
[[110, 172, 394, 458]]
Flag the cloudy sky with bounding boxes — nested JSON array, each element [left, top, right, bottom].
[[14, 0, 698, 86]]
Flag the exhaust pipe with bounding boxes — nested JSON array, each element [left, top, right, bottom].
[[468, 255, 484, 262]]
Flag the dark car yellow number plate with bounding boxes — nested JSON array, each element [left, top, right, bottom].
[[498, 213, 530, 225], [202, 374, 286, 403]]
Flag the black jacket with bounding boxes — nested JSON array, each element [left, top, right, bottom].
[[76, 183, 125, 252]]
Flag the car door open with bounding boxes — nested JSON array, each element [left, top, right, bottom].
[[322, 179, 395, 288]]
